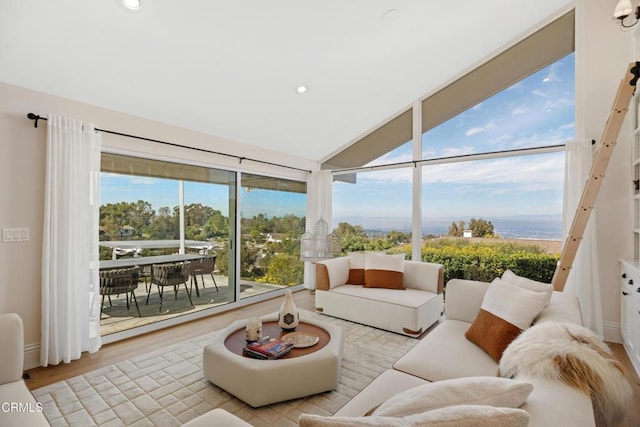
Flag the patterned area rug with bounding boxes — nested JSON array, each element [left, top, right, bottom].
[[32, 311, 419, 426]]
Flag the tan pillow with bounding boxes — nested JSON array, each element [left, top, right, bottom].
[[299, 405, 529, 427], [465, 280, 548, 361], [347, 252, 366, 285], [501, 270, 553, 306], [372, 377, 533, 417], [363, 252, 405, 289]]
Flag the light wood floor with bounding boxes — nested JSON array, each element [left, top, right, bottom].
[[25, 290, 640, 426]]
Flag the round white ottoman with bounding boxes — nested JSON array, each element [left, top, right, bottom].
[[203, 311, 343, 407]]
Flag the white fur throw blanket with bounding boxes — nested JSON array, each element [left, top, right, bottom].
[[499, 321, 632, 427]]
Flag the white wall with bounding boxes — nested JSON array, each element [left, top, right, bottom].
[[0, 82, 317, 367], [575, 0, 635, 342]]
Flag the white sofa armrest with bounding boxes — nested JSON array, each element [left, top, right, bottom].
[[0, 313, 24, 384], [444, 279, 490, 323], [316, 257, 350, 290], [403, 261, 444, 294]]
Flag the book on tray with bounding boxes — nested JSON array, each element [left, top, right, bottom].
[[243, 338, 294, 360]]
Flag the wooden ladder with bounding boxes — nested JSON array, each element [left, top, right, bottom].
[[552, 62, 640, 291]]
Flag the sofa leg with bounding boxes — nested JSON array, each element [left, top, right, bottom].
[[402, 327, 422, 336], [315, 307, 324, 312]]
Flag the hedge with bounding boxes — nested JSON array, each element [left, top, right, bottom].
[[420, 245, 558, 283], [391, 239, 559, 284]]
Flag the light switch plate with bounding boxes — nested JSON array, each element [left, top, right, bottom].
[[2, 227, 30, 242]]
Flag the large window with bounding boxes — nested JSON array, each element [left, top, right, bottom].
[[240, 174, 307, 297], [421, 153, 564, 239], [98, 153, 306, 336], [333, 169, 412, 253], [421, 53, 573, 241], [333, 53, 573, 261]]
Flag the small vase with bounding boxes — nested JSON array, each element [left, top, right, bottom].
[[245, 317, 263, 342], [278, 289, 299, 331]]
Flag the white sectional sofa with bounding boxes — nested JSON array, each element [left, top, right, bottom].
[[192, 276, 599, 426], [314, 253, 445, 337], [333, 278, 596, 427], [0, 313, 50, 427]]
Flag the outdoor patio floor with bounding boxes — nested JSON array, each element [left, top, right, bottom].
[[99, 273, 286, 336]]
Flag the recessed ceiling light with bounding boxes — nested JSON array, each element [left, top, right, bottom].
[[122, 0, 142, 10], [296, 85, 308, 94]]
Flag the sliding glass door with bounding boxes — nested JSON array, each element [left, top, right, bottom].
[[99, 153, 237, 334]]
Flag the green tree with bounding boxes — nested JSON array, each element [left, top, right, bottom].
[[258, 254, 304, 286], [335, 222, 368, 252], [448, 221, 465, 237], [100, 200, 155, 239], [469, 218, 495, 237]]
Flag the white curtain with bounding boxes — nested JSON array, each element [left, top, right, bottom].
[[41, 114, 102, 366], [562, 138, 604, 338]]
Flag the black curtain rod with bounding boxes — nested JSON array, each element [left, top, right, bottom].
[[331, 140, 597, 175], [27, 113, 312, 174]]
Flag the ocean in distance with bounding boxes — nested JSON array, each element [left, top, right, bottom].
[[337, 216, 563, 241]]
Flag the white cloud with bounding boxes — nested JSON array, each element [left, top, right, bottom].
[[542, 62, 561, 83], [531, 89, 550, 98], [512, 105, 527, 115], [471, 102, 484, 111], [465, 120, 496, 137], [131, 177, 159, 185], [466, 127, 485, 136]]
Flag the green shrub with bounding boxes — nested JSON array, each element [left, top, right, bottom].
[[391, 238, 558, 284]]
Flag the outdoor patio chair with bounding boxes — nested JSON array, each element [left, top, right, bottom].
[[147, 262, 193, 312], [99, 266, 141, 318], [190, 255, 219, 297]]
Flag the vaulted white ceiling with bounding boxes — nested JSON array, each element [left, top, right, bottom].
[[0, 0, 573, 163]]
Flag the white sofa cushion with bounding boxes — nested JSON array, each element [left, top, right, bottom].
[[394, 319, 499, 381], [329, 285, 436, 309], [533, 291, 583, 325], [465, 280, 548, 361], [372, 377, 533, 417], [501, 270, 553, 306]]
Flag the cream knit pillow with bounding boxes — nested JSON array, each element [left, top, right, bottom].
[[372, 377, 533, 417]]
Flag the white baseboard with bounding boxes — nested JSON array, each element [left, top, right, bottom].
[[24, 342, 40, 370], [604, 321, 622, 344]]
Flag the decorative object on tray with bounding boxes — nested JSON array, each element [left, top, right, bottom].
[[245, 317, 263, 342], [243, 337, 294, 360], [281, 331, 320, 348], [278, 289, 299, 331]]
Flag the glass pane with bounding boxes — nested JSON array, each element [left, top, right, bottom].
[[333, 169, 413, 257], [99, 153, 236, 335], [422, 53, 575, 159], [421, 152, 564, 240], [240, 173, 307, 298]]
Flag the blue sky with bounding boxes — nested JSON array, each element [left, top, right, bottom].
[[100, 174, 308, 218], [333, 53, 574, 231]]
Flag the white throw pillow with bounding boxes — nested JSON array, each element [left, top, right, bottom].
[[465, 280, 549, 361], [501, 270, 553, 306], [299, 405, 529, 427], [372, 377, 533, 417]]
